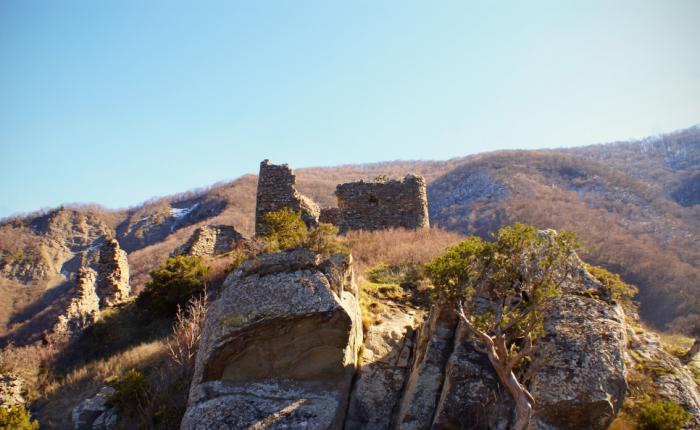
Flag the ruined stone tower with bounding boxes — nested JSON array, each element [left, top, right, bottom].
[[335, 175, 429, 232], [255, 160, 320, 235], [96, 238, 130, 307]]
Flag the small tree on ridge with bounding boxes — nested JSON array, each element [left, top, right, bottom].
[[425, 223, 577, 430]]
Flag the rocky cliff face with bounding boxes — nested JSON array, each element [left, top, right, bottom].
[[626, 327, 700, 427], [182, 249, 362, 430], [347, 250, 628, 430], [96, 239, 130, 307], [182, 245, 655, 430]]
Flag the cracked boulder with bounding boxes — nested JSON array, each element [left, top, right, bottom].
[[181, 248, 362, 430]]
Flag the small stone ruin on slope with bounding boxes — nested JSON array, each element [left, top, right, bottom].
[[254, 160, 430, 233], [172, 224, 244, 257]]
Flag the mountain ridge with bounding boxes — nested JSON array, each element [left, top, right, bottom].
[[1, 125, 698, 335]]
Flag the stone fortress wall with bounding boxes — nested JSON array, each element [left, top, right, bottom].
[[173, 225, 243, 257], [254, 160, 430, 234], [334, 175, 429, 233]]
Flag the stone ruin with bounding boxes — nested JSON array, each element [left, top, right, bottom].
[[255, 160, 320, 235], [173, 225, 244, 257], [43, 239, 130, 343], [335, 175, 429, 233], [50, 267, 100, 340], [254, 160, 430, 235], [96, 238, 131, 307]]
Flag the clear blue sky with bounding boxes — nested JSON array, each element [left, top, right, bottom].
[[1, 1, 699, 217]]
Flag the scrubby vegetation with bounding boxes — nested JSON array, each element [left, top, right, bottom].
[[259, 208, 347, 256], [637, 400, 691, 430], [107, 368, 149, 415], [426, 223, 578, 430], [137, 255, 210, 316], [0, 405, 39, 430], [586, 264, 639, 314]]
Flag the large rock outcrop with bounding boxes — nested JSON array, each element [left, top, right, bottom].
[[182, 249, 362, 430], [255, 160, 320, 235], [345, 303, 422, 430], [628, 327, 700, 427], [343, 247, 628, 430], [173, 225, 244, 257], [96, 239, 130, 307], [72, 386, 118, 430], [528, 261, 628, 430], [414, 254, 627, 430]]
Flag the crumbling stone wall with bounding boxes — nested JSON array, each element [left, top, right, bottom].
[[96, 239, 130, 307], [50, 267, 100, 339], [255, 160, 320, 235], [173, 225, 243, 257], [335, 175, 429, 232], [319, 207, 341, 226]]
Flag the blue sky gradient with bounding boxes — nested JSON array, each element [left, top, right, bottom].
[[1, 1, 699, 217]]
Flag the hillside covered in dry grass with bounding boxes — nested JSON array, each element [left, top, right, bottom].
[[0, 125, 698, 340]]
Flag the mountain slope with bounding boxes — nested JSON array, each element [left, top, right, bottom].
[[428, 128, 700, 328], [0, 126, 698, 336]]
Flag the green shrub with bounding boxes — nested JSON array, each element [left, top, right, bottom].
[[368, 262, 424, 288], [586, 264, 638, 309], [305, 223, 347, 256], [638, 400, 691, 430], [108, 369, 150, 415], [137, 255, 210, 316], [0, 405, 39, 430], [260, 208, 308, 251], [260, 209, 346, 256], [225, 249, 249, 273]]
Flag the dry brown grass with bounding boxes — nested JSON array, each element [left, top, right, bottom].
[[167, 292, 207, 371], [35, 341, 168, 429], [343, 227, 465, 275]]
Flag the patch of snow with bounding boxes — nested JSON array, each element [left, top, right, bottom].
[[170, 203, 200, 219]]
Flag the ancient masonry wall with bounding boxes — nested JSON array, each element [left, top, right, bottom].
[[335, 175, 429, 232], [174, 225, 243, 257], [96, 239, 131, 307], [255, 160, 320, 235]]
